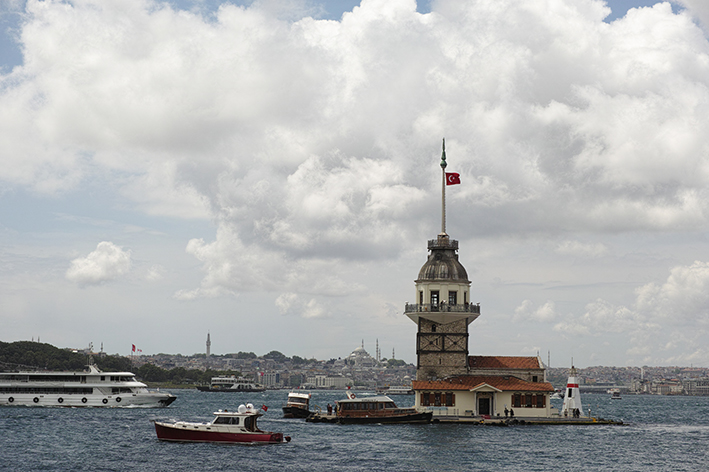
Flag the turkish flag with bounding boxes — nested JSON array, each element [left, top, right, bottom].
[[446, 172, 461, 185], [132, 344, 136, 352]]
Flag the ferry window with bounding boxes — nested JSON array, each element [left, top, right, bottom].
[[214, 417, 228, 424], [101, 376, 105, 381]]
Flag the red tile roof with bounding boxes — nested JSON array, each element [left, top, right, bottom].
[[413, 375, 554, 392], [468, 356, 542, 370]]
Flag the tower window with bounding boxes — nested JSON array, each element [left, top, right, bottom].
[[419, 291, 424, 305], [431, 291, 439, 306], [431, 325, 436, 332], [448, 291, 457, 305]]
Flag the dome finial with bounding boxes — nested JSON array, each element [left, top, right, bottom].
[[440, 138, 447, 169]]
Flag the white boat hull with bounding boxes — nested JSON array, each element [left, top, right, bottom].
[[1, 392, 175, 408]]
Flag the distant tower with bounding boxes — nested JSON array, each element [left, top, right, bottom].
[[376, 339, 380, 362], [404, 140, 480, 381], [206, 332, 211, 357], [392, 348, 395, 359]]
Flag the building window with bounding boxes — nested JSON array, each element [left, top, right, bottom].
[[421, 393, 430, 406], [513, 393, 521, 408], [434, 392, 442, 406], [536, 394, 546, 408], [532, 376, 538, 382], [525, 394, 533, 408], [419, 291, 424, 305], [445, 392, 455, 406]]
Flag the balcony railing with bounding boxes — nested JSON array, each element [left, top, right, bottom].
[[404, 303, 480, 314], [428, 239, 458, 250]]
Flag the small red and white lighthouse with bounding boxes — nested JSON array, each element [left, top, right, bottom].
[[562, 365, 583, 417]]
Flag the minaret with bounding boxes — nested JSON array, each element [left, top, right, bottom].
[[404, 140, 480, 381], [206, 332, 211, 357], [562, 365, 583, 417]]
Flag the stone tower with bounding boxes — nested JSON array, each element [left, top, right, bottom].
[[206, 332, 211, 357], [404, 140, 480, 381]]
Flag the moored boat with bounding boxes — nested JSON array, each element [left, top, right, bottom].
[[0, 364, 175, 408], [335, 393, 432, 424], [196, 375, 265, 392], [282, 391, 311, 418], [153, 403, 290, 443]]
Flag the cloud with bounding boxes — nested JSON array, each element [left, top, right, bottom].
[[555, 240, 609, 258], [674, 0, 709, 32], [66, 241, 132, 286], [514, 299, 560, 322], [2, 0, 709, 364], [551, 261, 709, 364]]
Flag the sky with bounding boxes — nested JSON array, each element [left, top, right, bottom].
[[2, 0, 709, 368]]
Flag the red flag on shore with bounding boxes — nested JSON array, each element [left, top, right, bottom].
[[132, 344, 136, 352], [446, 172, 461, 185]]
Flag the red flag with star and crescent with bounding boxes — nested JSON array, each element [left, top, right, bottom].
[[446, 172, 460, 185]]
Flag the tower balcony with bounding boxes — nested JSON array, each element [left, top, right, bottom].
[[404, 303, 480, 315], [428, 238, 458, 250]]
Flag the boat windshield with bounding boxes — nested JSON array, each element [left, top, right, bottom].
[[214, 416, 240, 425]]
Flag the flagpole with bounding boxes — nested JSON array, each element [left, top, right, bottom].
[[440, 138, 447, 235]]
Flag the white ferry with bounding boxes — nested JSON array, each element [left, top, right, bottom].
[[0, 364, 176, 408], [196, 375, 265, 392]]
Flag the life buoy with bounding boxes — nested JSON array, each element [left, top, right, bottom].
[[8, 397, 13, 403], [102, 398, 108, 404], [58, 398, 64, 404], [116, 397, 121, 403], [33, 397, 39, 403], [81, 397, 88, 404]]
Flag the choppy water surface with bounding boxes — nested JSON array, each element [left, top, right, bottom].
[[2, 391, 709, 471]]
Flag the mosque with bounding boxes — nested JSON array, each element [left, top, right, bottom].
[[405, 141, 554, 419]]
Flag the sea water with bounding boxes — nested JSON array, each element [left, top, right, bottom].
[[2, 390, 708, 471]]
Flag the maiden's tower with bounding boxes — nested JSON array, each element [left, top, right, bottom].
[[405, 141, 554, 420]]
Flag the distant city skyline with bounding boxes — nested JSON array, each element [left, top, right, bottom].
[[2, 0, 709, 368]]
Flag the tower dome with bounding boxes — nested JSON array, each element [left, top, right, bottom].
[[416, 234, 469, 283]]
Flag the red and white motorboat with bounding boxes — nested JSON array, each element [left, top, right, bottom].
[[153, 403, 290, 444]]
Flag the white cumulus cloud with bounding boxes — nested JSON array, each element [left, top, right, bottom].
[[66, 241, 132, 286]]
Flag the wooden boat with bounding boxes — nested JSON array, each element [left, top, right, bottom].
[[153, 404, 290, 443], [335, 393, 432, 424], [282, 391, 311, 418]]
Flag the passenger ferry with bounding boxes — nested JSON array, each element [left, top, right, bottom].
[[196, 375, 265, 392], [0, 364, 176, 407], [154, 404, 290, 443]]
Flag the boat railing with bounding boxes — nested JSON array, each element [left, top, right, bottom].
[[404, 303, 480, 314]]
